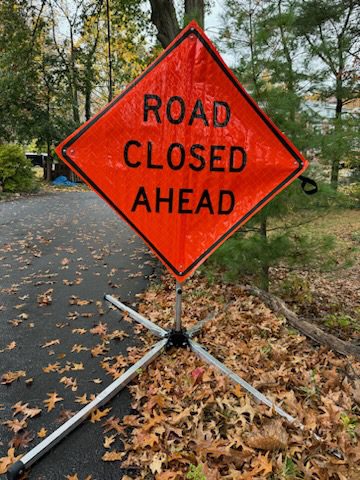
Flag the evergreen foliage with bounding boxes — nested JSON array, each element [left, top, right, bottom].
[[205, 0, 357, 290]]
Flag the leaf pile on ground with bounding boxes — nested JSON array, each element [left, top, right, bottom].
[[41, 182, 89, 193], [0, 270, 359, 478], [113, 273, 360, 479]]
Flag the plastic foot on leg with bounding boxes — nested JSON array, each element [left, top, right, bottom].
[[7, 460, 25, 480]]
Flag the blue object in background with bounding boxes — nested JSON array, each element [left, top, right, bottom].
[[52, 176, 77, 187]]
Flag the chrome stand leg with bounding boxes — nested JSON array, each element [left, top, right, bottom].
[[105, 294, 168, 338], [7, 339, 167, 480], [187, 313, 216, 338], [189, 339, 297, 424]]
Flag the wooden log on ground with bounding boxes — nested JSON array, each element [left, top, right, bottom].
[[246, 286, 360, 360]]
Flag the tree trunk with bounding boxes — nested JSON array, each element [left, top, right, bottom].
[[248, 3, 259, 98], [105, 0, 113, 102], [278, 0, 296, 122], [45, 84, 52, 182], [69, 27, 80, 124], [149, 0, 180, 48], [331, 65, 344, 190], [84, 75, 92, 121], [149, 0, 205, 49], [330, 157, 340, 189], [185, 0, 204, 27], [46, 141, 52, 182]]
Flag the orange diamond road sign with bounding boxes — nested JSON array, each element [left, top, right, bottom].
[[56, 21, 308, 282]]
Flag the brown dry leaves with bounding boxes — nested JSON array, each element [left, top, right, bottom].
[[114, 273, 360, 479], [43, 392, 63, 412], [1, 269, 359, 478], [0, 370, 26, 385], [37, 288, 53, 306], [0, 448, 22, 474]]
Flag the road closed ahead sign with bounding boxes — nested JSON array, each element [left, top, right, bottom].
[[56, 21, 308, 282]]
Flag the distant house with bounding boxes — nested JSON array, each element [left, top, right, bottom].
[[303, 96, 359, 125], [26, 152, 82, 182]]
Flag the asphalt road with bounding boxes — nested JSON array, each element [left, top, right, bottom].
[[0, 191, 159, 479]]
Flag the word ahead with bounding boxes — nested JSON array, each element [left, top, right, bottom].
[[56, 21, 308, 281]]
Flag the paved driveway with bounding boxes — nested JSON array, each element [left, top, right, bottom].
[[0, 191, 158, 479]]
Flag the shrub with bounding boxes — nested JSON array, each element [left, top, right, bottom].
[[0, 144, 37, 193]]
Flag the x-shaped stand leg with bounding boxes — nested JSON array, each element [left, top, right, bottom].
[[8, 290, 299, 479]]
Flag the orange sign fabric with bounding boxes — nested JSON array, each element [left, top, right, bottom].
[[56, 21, 308, 282]]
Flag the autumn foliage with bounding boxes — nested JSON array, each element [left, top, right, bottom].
[[1, 272, 359, 478]]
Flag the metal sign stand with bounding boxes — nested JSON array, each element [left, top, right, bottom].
[[8, 282, 298, 479]]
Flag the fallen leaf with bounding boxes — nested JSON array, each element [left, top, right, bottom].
[[1, 370, 26, 385], [57, 409, 75, 423], [43, 392, 63, 412], [75, 394, 91, 405], [91, 343, 109, 357], [103, 435, 116, 449], [37, 428, 47, 438], [101, 450, 122, 461], [3, 418, 27, 433], [37, 289, 53, 306], [90, 408, 111, 423], [6, 341, 16, 351], [191, 367, 205, 383], [41, 339, 60, 349], [156, 473, 181, 480], [9, 431, 35, 449], [245, 420, 288, 451], [150, 453, 166, 474], [71, 362, 84, 371], [72, 328, 87, 335], [71, 344, 88, 353], [43, 362, 61, 373], [102, 416, 125, 434], [60, 376, 78, 391], [0, 448, 22, 474], [90, 322, 108, 336]]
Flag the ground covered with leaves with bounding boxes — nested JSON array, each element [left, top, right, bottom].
[[1, 197, 359, 479], [99, 273, 358, 480]]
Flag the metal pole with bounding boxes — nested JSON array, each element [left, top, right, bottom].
[[105, 0, 113, 102], [105, 294, 168, 338], [175, 281, 183, 331], [189, 339, 297, 424]]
